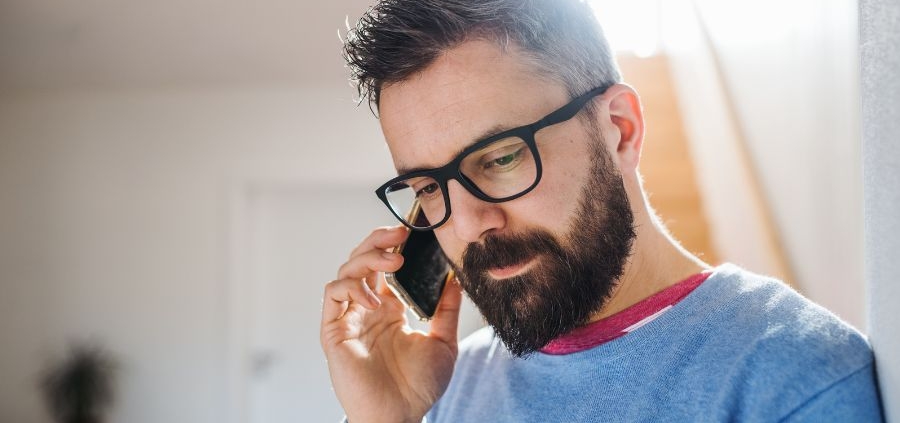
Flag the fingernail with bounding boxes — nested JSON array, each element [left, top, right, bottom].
[[367, 290, 382, 307], [382, 252, 396, 260]]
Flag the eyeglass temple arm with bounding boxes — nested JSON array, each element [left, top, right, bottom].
[[532, 85, 610, 130]]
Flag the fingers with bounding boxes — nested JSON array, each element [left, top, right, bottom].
[[338, 250, 403, 281], [322, 278, 382, 324], [429, 277, 463, 344], [349, 226, 408, 259], [324, 227, 407, 326]]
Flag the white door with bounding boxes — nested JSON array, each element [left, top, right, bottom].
[[242, 184, 389, 422]]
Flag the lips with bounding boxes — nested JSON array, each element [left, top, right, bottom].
[[487, 257, 537, 279]]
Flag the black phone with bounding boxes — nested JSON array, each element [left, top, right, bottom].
[[385, 201, 453, 321]]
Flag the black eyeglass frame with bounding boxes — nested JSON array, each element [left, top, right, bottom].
[[375, 84, 612, 231]]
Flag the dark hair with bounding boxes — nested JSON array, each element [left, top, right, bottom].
[[342, 0, 622, 113]]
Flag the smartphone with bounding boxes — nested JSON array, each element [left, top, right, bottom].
[[384, 201, 454, 321]]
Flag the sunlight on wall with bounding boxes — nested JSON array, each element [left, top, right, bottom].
[[696, 0, 808, 46], [589, 0, 662, 57], [659, 0, 865, 329]]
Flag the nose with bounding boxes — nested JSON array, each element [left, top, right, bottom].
[[444, 180, 507, 243]]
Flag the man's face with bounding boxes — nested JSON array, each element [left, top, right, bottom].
[[455, 141, 635, 356], [379, 40, 635, 356]]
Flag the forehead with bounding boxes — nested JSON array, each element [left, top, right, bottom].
[[378, 39, 568, 174]]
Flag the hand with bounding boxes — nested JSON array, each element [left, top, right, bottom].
[[321, 226, 463, 423]]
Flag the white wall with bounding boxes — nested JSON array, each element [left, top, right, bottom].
[[0, 84, 393, 422], [861, 0, 900, 418]]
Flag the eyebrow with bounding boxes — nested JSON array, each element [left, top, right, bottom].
[[395, 123, 516, 176]]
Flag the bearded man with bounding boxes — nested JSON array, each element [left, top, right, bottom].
[[320, 1, 884, 421]]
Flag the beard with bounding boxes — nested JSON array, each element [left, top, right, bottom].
[[453, 141, 636, 358]]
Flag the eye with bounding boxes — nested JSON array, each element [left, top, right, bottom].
[[483, 147, 525, 170], [415, 182, 440, 198], [492, 154, 516, 166]]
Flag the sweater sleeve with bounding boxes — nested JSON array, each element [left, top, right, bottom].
[[779, 363, 884, 423]]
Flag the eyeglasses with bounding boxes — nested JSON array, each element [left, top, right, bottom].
[[375, 85, 610, 231]]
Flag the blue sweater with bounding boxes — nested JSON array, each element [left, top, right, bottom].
[[427, 264, 884, 422]]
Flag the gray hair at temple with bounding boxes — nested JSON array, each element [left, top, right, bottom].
[[342, 0, 622, 115]]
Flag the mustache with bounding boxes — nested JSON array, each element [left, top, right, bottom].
[[461, 230, 566, 275]]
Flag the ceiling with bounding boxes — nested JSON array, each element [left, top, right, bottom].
[[0, 0, 374, 92]]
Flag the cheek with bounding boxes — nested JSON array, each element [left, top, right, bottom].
[[524, 143, 592, 224], [518, 180, 580, 235], [434, 229, 466, 266]]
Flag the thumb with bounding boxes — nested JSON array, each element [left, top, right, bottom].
[[429, 276, 463, 344]]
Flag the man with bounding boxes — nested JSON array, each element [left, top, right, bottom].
[[320, 0, 884, 421]]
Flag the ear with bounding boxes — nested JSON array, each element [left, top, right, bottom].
[[599, 84, 645, 172]]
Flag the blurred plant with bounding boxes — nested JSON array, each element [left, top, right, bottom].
[[39, 342, 118, 423]]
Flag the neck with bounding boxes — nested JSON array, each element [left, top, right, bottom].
[[589, 205, 710, 322]]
